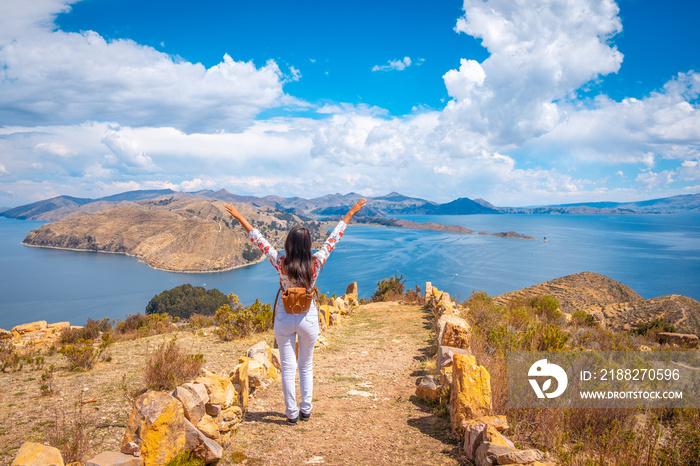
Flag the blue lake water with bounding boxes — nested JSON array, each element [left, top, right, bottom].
[[1, 214, 699, 329]]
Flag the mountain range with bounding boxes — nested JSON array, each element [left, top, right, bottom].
[[2, 189, 699, 221]]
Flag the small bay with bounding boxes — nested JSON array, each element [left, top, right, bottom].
[[1, 213, 699, 330]]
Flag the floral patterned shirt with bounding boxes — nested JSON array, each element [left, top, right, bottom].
[[247, 221, 347, 291]]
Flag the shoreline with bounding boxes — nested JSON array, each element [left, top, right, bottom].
[[21, 242, 267, 274]]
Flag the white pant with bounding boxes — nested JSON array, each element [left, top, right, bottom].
[[274, 301, 319, 419]]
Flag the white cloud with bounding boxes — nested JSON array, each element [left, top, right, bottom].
[[0, 2, 289, 133], [372, 56, 412, 72], [636, 170, 675, 190], [0, 0, 698, 207]]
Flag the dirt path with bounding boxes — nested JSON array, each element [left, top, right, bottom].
[[0, 302, 463, 465], [228, 302, 463, 465]]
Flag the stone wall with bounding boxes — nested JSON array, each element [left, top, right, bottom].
[[416, 282, 555, 466]]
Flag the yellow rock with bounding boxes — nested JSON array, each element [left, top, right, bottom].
[[415, 376, 440, 402], [463, 415, 509, 432], [345, 282, 358, 299], [47, 322, 70, 331], [438, 315, 471, 350], [450, 353, 492, 437], [195, 373, 237, 408], [232, 359, 250, 410], [0, 328, 11, 339], [483, 424, 513, 448], [12, 321, 47, 335], [11, 441, 64, 466], [319, 305, 331, 328], [121, 391, 187, 466], [245, 357, 267, 388], [196, 414, 220, 440]]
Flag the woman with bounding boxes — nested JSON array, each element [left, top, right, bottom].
[[225, 198, 366, 424]]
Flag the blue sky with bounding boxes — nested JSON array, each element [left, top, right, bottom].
[[0, 0, 698, 207]]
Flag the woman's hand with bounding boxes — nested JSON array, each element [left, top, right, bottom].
[[343, 198, 366, 224], [224, 204, 254, 233], [225, 204, 241, 220]]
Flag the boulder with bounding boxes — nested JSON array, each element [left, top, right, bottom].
[[463, 416, 510, 462], [589, 310, 606, 328], [12, 321, 47, 335], [450, 353, 492, 437], [415, 376, 440, 403], [195, 414, 220, 440], [437, 346, 470, 374], [47, 322, 70, 332], [195, 373, 237, 408], [329, 311, 341, 326], [121, 391, 187, 466], [437, 315, 471, 350], [270, 348, 281, 371], [0, 328, 11, 339], [231, 359, 249, 409], [205, 403, 221, 416], [424, 282, 432, 297], [334, 297, 349, 315], [219, 406, 244, 431], [243, 356, 267, 388], [658, 332, 699, 348], [345, 282, 358, 299], [172, 383, 209, 425], [318, 305, 331, 329], [184, 418, 222, 463], [11, 442, 64, 466], [84, 451, 143, 466], [246, 341, 271, 361]]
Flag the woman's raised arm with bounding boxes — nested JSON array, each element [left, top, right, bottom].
[[342, 198, 366, 224], [225, 204, 254, 233]]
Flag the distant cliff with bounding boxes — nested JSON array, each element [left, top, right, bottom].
[[22, 198, 323, 272]]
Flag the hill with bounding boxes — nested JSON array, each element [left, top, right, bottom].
[[501, 193, 700, 214], [3, 190, 699, 222], [22, 198, 324, 272], [493, 271, 700, 335]]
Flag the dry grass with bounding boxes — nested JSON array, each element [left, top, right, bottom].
[[144, 337, 205, 391], [461, 291, 700, 465]]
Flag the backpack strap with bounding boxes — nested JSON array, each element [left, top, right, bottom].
[[273, 285, 283, 322]]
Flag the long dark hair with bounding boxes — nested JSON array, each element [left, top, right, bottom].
[[283, 225, 314, 289]]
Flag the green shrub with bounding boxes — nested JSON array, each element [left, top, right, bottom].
[[144, 338, 205, 391], [116, 312, 173, 338], [529, 295, 561, 321], [631, 317, 677, 336], [39, 365, 55, 396], [371, 272, 406, 302], [535, 324, 570, 351], [572, 310, 595, 326], [145, 284, 229, 319], [214, 298, 272, 341], [188, 313, 215, 331], [59, 339, 100, 371], [59, 318, 113, 344], [487, 325, 520, 354], [165, 451, 206, 466]]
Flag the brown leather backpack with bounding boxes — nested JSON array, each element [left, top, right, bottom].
[[274, 285, 318, 316]]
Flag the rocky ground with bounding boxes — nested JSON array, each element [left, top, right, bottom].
[[0, 301, 463, 465]]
